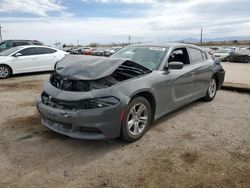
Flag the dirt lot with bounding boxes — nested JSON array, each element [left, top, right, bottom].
[[0, 73, 250, 188]]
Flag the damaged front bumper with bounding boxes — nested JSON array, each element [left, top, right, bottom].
[[36, 95, 125, 140]]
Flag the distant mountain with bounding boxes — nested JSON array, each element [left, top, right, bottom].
[[177, 36, 250, 43]]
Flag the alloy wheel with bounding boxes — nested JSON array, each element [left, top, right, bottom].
[[0, 66, 9, 78], [126, 103, 148, 136], [208, 78, 216, 98]]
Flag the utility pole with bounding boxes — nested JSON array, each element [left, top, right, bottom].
[[0, 24, 2, 42], [128, 35, 131, 45], [200, 27, 203, 45]]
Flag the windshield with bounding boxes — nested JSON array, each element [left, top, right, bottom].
[[0, 47, 21, 56], [0, 42, 10, 51], [110, 46, 168, 70]]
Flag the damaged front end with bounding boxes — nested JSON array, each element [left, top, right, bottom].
[[36, 55, 152, 139]]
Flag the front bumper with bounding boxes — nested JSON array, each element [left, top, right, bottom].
[[36, 95, 124, 140]]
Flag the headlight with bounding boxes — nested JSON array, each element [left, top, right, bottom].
[[41, 92, 119, 110], [83, 97, 120, 109]]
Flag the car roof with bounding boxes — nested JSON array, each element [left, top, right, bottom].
[[16, 45, 57, 49], [130, 42, 204, 50], [3, 40, 40, 42]]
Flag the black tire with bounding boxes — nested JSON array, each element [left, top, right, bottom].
[[0, 65, 12, 79], [203, 77, 217, 101], [121, 96, 152, 142]]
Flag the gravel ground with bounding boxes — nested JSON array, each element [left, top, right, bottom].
[[0, 73, 250, 188]]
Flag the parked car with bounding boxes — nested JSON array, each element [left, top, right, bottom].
[[104, 47, 122, 56], [91, 48, 105, 56], [0, 40, 43, 52], [69, 48, 81, 54], [36, 43, 225, 142], [0, 45, 67, 78], [83, 47, 95, 55], [213, 49, 234, 61], [202, 47, 215, 56], [210, 47, 220, 51]]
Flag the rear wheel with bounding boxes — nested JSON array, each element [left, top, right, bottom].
[[204, 77, 217, 101], [0, 65, 11, 79], [121, 97, 152, 142]]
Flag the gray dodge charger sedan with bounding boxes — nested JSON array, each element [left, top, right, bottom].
[[36, 43, 225, 141]]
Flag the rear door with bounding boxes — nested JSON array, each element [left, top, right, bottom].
[[35, 47, 58, 71], [12, 47, 39, 73], [187, 48, 213, 99]]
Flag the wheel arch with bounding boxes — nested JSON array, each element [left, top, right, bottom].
[[130, 90, 156, 121], [0, 64, 13, 75]]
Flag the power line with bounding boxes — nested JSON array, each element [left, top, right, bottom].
[[200, 27, 203, 44], [0, 24, 2, 42]]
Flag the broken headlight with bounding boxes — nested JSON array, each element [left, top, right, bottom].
[[41, 92, 119, 110], [83, 97, 120, 109]]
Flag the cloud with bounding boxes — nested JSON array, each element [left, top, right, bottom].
[[0, 0, 68, 16], [0, 0, 250, 44]]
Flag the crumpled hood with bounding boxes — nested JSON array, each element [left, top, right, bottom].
[[56, 55, 149, 80]]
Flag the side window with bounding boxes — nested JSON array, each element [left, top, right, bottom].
[[189, 48, 204, 64], [168, 48, 190, 65], [13, 42, 29, 47], [36, 47, 57, 55], [33, 41, 42, 45], [17, 47, 37, 56]]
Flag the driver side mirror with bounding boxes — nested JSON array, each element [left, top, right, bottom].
[[14, 53, 22, 57], [167, 61, 184, 70]]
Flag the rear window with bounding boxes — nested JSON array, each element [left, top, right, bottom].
[[189, 48, 204, 64], [36, 47, 57, 54]]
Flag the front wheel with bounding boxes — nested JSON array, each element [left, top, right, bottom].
[[121, 97, 152, 142], [0, 65, 12, 79], [204, 77, 217, 101]]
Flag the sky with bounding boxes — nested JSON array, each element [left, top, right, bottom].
[[0, 0, 250, 45]]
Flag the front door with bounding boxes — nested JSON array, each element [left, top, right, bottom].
[[12, 47, 39, 73], [168, 47, 196, 108]]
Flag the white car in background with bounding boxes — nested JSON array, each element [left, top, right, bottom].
[[0, 45, 67, 78], [104, 47, 122, 56], [213, 49, 234, 60]]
